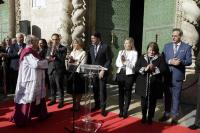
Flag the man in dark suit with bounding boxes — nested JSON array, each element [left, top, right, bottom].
[[161, 28, 192, 124], [47, 33, 67, 108], [2, 33, 26, 93], [88, 32, 112, 116], [189, 50, 200, 130]]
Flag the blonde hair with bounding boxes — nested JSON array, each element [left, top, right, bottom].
[[72, 38, 84, 49], [124, 37, 135, 50]]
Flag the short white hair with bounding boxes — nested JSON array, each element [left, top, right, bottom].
[[25, 35, 38, 45], [16, 33, 24, 38]]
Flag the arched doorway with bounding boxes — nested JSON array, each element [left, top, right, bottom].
[[95, 0, 144, 81]]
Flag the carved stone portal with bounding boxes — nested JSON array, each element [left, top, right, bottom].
[[176, 0, 200, 104]]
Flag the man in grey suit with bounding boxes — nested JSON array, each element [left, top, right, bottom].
[[88, 32, 112, 116], [47, 33, 67, 108], [189, 50, 200, 130], [160, 28, 192, 124]]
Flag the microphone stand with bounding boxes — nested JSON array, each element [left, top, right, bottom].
[[146, 56, 152, 118], [65, 54, 86, 133]]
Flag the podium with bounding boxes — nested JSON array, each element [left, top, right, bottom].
[[75, 64, 107, 133]]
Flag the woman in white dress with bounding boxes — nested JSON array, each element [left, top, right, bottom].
[[66, 38, 87, 111]]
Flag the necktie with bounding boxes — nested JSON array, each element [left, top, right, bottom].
[[174, 44, 178, 56], [94, 45, 98, 57], [6, 47, 10, 53]]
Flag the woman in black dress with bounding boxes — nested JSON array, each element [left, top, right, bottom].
[[135, 42, 167, 124]]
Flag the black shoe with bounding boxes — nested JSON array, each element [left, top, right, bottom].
[[57, 101, 64, 108], [47, 100, 56, 106], [123, 113, 128, 119], [101, 110, 107, 117], [189, 124, 200, 130], [171, 118, 178, 125], [141, 117, 146, 124], [158, 115, 170, 122], [119, 111, 123, 118], [91, 106, 100, 112]]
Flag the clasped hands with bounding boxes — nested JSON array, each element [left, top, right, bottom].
[[145, 64, 155, 72], [170, 58, 181, 66]]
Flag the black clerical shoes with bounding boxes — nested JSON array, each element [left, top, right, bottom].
[[189, 124, 200, 130]]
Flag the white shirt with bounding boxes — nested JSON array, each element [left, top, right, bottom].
[[67, 49, 87, 73], [173, 42, 181, 55], [115, 50, 138, 75]]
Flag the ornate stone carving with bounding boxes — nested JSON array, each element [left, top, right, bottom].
[[15, 0, 21, 33], [57, 0, 73, 46], [71, 0, 86, 42], [181, 0, 200, 51], [175, 0, 183, 28], [175, 0, 200, 104], [175, 0, 200, 70]]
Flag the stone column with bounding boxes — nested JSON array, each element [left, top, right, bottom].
[[8, 0, 16, 37], [71, 0, 86, 41], [57, 0, 73, 46], [15, 0, 21, 33]]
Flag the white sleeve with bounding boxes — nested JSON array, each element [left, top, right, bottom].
[[79, 51, 87, 65], [25, 54, 48, 69], [124, 51, 138, 69], [115, 51, 123, 67]]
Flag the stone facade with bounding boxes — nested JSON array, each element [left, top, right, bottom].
[[175, 0, 200, 104], [2, 0, 200, 104]]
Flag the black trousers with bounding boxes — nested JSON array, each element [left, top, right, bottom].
[[141, 96, 157, 120], [9, 69, 18, 93], [93, 77, 107, 110], [49, 71, 64, 101], [117, 73, 134, 114]]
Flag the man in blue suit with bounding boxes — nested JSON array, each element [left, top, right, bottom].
[[160, 28, 192, 124]]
